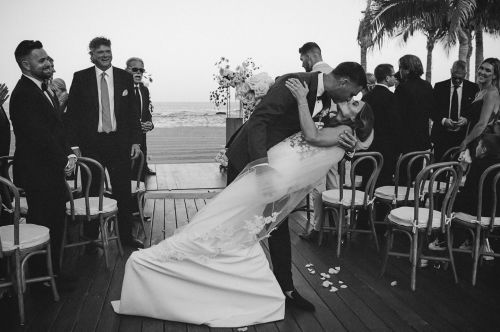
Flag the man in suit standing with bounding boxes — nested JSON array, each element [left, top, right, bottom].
[[66, 37, 143, 249], [0, 83, 10, 157], [125, 57, 155, 178], [9, 40, 76, 274], [362, 64, 399, 185], [226, 62, 367, 311], [431, 60, 479, 161]]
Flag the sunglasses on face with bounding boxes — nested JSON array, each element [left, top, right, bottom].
[[131, 67, 145, 73]]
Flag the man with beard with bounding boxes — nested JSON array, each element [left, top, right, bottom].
[[9, 40, 76, 277]]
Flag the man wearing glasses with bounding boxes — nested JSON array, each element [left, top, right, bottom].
[[126, 57, 155, 177]]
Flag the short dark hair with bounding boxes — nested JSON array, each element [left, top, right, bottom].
[[89, 36, 111, 52], [399, 54, 424, 78], [374, 64, 394, 82], [14, 40, 43, 64], [452, 60, 467, 72], [332, 62, 367, 88], [299, 42, 321, 55]]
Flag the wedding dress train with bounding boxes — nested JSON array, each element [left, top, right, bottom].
[[112, 132, 345, 327]]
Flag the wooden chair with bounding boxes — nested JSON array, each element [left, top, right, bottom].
[[0, 156, 28, 217], [374, 150, 433, 222], [451, 163, 500, 285], [380, 162, 462, 291], [0, 176, 59, 325], [318, 152, 383, 257], [60, 157, 123, 270], [131, 150, 147, 237]]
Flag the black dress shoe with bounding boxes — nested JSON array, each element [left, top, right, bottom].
[[285, 290, 315, 311], [299, 230, 319, 242], [122, 238, 144, 249], [144, 168, 156, 176]]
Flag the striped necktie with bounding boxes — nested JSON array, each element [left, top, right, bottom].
[[101, 72, 112, 133]]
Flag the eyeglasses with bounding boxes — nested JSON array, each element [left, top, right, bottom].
[[130, 67, 145, 73]]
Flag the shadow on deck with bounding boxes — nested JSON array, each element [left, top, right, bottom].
[[2, 163, 500, 331]]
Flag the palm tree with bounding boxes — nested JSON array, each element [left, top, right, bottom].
[[365, 0, 475, 81], [358, 0, 374, 71]]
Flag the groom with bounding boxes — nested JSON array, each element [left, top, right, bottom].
[[226, 62, 367, 311]]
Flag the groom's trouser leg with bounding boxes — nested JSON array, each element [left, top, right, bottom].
[[269, 218, 293, 292], [227, 161, 238, 185]]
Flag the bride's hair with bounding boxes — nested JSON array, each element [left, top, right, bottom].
[[352, 103, 374, 142]]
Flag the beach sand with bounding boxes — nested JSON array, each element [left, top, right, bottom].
[[8, 126, 226, 164]]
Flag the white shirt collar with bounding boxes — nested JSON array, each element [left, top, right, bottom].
[[316, 73, 324, 97], [375, 83, 391, 90], [95, 66, 113, 79], [23, 74, 44, 90]]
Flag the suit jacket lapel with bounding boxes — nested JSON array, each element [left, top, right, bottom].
[[113, 67, 120, 120], [21, 76, 58, 116], [87, 68, 99, 115]]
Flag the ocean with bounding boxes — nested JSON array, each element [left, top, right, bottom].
[[4, 101, 241, 128]]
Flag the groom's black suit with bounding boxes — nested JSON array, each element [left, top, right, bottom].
[[226, 72, 326, 292]]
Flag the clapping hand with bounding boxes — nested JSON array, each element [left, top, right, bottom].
[[65, 156, 77, 176], [0, 83, 9, 107]]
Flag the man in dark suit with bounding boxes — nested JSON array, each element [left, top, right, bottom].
[[125, 57, 155, 178], [66, 37, 143, 249], [362, 63, 399, 185], [431, 60, 479, 161], [9, 40, 76, 274], [226, 62, 367, 311], [0, 83, 10, 157]]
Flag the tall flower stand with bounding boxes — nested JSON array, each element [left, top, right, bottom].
[[225, 117, 243, 144]]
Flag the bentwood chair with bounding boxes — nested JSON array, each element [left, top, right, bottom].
[[380, 162, 462, 291], [60, 157, 123, 270], [374, 151, 433, 223], [0, 156, 28, 217], [318, 152, 383, 257], [0, 176, 59, 325], [451, 163, 500, 285]]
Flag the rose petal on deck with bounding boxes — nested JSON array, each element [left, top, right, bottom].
[[340, 285, 348, 289], [390, 281, 397, 286], [338, 281, 344, 284], [335, 266, 341, 271], [330, 286, 338, 292], [328, 268, 335, 274], [237, 327, 248, 332]]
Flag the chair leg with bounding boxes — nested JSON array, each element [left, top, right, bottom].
[[369, 206, 379, 252], [471, 228, 482, 286], [14, 251, 25, 325], [46, 242, 60, 301], [380, 227, 393, 277], [137, 193, 146, 238], [59, 216, 68, 271], [113, 216, 124, 257], [410, 232, 418, 291], [100, 219, 110, 269], [318, 206, 326, 246], [336, 207, 344, 258], [446, 227, 458, 284]]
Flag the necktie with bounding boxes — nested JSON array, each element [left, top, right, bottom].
[[134, 86, 142, 117], [101, 72, 112, 133], [41, 82, 58, 110], [450, 85, 459, 121]]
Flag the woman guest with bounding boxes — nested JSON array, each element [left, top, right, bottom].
[[394, 54, 434, 183]]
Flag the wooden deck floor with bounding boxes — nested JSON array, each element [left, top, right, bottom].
[[2, 163, 500, 331]]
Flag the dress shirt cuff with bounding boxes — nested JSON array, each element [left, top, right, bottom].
[[441, 118, 447, 125], [68, 154, 77, 159]]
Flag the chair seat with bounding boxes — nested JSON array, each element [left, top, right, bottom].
[[66, 197, 118, 216], [0, 224, 50, 252], [322, 189, 366, 206], [375, 186, 415, 201], [453, 212, 500, 227], [388, 206, 442, 228], [131, 181, 146, 193]]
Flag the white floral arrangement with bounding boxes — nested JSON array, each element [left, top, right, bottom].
[[236, 72, 275, 121], [214, 148, 228, 170], [209, 57, 259, 115]]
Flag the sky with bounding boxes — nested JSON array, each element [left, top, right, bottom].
[[1, 0, 499, 102]]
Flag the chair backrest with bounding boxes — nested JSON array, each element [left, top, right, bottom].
[[0, 156, 15, 211], [131, 150, 144, 188], [0, 175, 21, 257], [339, 152, 383, 208], [474, 163, 500, 231], [413, 162, 462, 234], [394, 150, 433, 203], [66, 157, 105, 221]]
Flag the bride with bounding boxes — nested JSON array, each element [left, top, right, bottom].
[[112, 77, 373, 327]]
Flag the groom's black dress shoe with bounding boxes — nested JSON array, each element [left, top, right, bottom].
[[144, 168, 156, 176], [285, 290, 315, 312], [299, 230, 319, 242]]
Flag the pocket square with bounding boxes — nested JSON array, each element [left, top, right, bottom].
[[122, 89, 128, 96]]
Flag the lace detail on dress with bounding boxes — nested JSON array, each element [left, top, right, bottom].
[[288, 133, 319, 158]]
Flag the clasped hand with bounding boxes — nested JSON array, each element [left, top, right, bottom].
[[444, 117, 467, 131]]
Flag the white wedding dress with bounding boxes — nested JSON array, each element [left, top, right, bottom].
[[112, 132, 345, 327]]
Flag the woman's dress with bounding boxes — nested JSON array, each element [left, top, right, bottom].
[[111, 131, 346, 327]]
